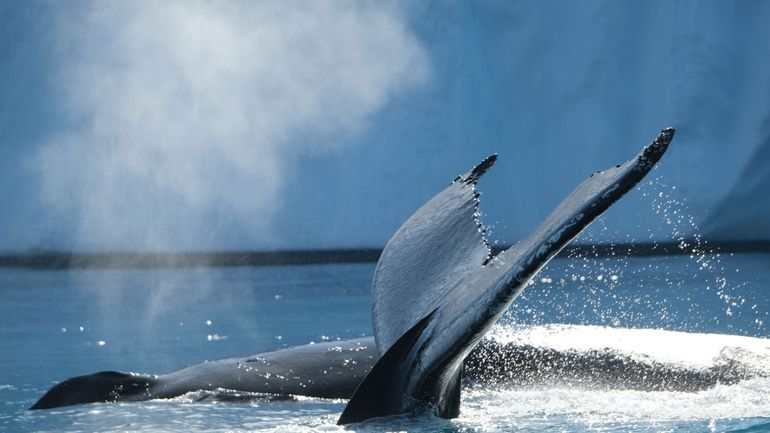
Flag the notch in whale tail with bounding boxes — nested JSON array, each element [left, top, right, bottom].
[[30, 371, 158, 410], [342, 128, 675, 424]]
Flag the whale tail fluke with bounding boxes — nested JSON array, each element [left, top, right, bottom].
[[342, 128, 675, 424], [30, 371, 157, 410]]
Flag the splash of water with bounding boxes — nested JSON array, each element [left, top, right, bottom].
[[502, 174, 767, 334]]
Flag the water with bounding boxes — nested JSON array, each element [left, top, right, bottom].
[[1, 254, 768, 432]]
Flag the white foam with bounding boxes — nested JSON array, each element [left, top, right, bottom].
[[461, 378, 770, 427], [488, 323, 770, 368]]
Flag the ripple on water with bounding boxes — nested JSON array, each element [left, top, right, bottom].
[[459, 378, 770, 432]]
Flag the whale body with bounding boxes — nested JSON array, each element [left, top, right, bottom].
[[31, 337, 377, 410], [34, 128, 683, 421], [32, 328, 769, 410]]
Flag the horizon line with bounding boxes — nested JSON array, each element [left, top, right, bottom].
[[1, 240, 768, 270]]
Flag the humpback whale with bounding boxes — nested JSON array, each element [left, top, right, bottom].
[[32, 329, 768, 410], [33, 128, 686, 421]]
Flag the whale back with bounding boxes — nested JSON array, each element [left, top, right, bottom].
[[371, 155, 496, 354]]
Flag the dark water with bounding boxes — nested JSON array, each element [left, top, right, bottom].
[[0, 254, 768, 432]]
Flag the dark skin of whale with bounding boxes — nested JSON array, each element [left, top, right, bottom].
[[32, 338, 376, 410], [31, 334, 761, 410]]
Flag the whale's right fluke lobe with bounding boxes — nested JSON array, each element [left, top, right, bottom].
[[490, 127, 675, 291], [339, 128, 675, 425], [371, 154, 497, 356]]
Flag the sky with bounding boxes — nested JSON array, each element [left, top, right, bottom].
[[1, 0, 769, 253]]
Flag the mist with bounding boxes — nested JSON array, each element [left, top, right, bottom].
[[35, 1, 428, 252]]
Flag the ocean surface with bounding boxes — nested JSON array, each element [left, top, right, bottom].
[[1, 253, 769, 433]]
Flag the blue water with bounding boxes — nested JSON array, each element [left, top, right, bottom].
[[1, 254, 769, 432]]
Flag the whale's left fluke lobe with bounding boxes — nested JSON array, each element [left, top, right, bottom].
[[371, 154, 497, 356], [339, 128, 675, 425]]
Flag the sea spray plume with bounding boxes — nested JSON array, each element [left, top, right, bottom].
[[338, 127, 675, 424], [36, 0, 428, 252]]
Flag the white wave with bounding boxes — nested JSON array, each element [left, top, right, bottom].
[[488, 323, 770, 370], [460, 378, 770, 428]]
